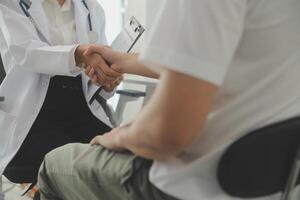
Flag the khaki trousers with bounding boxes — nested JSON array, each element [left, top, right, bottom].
[[38, 143, 178, 200]]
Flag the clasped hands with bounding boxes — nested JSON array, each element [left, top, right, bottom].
[[75, 45, 140, 151], [75, 44, 125, 92]]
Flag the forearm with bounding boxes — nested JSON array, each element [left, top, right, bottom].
[[118, 73, 185, 160], [118, 70, 218, 160], [120, 53, 160, 79]]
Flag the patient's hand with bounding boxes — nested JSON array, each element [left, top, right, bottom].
[[90, 124, 131, 152]]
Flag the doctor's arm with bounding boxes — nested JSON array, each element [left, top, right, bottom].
[[91, 68, 218, 160], [0, 5, 78, 76], [0, 5, 119, 81]]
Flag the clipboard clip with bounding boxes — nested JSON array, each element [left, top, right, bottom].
[[110, 16, 145, 53], [129, 17, 145, 34]]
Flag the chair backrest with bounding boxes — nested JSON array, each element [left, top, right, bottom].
[[217, 117, 300, 199]]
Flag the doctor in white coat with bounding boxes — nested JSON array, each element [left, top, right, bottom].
[[0, 0, 122, 184]]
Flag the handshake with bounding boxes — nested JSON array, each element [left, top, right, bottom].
[[75, 45, 126, 92]]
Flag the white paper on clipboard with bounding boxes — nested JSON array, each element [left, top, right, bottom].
[[110, 16, 145, 53]]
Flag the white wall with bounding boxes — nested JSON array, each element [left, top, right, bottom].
[[97, 0, 123, 44], [124, 0, 146, 26]]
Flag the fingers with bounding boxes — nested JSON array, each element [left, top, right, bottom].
[[90, 135, 101, 145], [82, 45, 125, 74], [111, 64, 123, 74], [103, 75, 123, 92], [82, 46, 124, 86], [83, 45, 101, 56], [91, 59, 121, 78], [86, 66, 122, 89], [88, 67, 95, 78], [83, 45, 124, 68], [85, 65, 92, 76], [85, 65, 105, 86], [115, 76, 123, 86], [84, 54, 121, 85]]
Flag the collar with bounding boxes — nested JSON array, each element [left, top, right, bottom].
[[41, 0, 72, 11]]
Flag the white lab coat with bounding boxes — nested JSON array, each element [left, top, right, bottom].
[[0, 0, 113, 175]]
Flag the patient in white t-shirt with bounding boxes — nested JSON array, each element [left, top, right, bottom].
[[38, 0, 300, 200]]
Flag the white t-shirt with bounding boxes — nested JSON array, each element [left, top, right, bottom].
[[140, 0, 300, 199]]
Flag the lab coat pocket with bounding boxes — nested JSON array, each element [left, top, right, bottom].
[[0, 110, 17, 149]]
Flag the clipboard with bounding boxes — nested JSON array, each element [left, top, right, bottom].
[[110, 16, 145, 53]]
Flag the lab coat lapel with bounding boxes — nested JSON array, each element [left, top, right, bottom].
[[72, 0, 91, 96], [27, 0, 51, 43], [73, 0, 90, 44]]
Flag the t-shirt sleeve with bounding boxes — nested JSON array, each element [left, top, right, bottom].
[[140, 0, 247, 86]]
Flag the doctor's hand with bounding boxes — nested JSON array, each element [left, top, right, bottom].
[[75, 45, 122, 85]]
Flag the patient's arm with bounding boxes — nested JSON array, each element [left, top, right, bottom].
[[91, 69, 218, 160], [83, 45, 160, 79]]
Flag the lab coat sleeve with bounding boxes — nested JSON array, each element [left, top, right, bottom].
[[0, 4, 81, 76]]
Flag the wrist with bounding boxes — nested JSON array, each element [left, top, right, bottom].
[[117, 125, 132, 149], [114, 53, 133, 74], [75, 45, 88, 67]]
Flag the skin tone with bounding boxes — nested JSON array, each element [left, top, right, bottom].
[[75, 45, 123, 91], [83, 45, 160, 79], [79, 45, 219, 160], [57, 0, 65, 6]]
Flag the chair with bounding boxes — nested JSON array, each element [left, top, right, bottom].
[[217, 117, 300, 200]]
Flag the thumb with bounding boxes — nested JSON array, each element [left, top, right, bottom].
[[83, 45, 102, 56], [90, 135, 101, 145], [83, 46, 114, 64]]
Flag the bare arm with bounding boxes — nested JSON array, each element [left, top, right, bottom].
[[113, 53, 160, 79], [91, 69, 218, 160], [83, 45, 160, 79]]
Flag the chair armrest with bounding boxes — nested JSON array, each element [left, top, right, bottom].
[[116, 89, 146, 98], [112, 90, 145, 126]]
